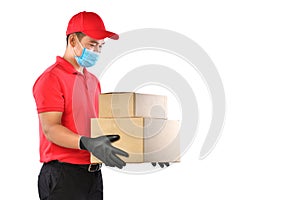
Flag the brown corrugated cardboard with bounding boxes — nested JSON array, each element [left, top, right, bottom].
[[91, 118, 180, 163], [99, 92, 168, 119]]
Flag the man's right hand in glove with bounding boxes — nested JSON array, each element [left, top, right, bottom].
[[80, 135, 129, 169]]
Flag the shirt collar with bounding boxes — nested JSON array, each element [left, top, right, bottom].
[[56, 56, 87, 75]]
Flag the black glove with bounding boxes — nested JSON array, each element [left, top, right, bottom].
[[80, 135, 129, 169], [151, 162, 170, 168]]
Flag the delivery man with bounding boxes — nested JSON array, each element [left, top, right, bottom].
[[33, 11, 129, 199], [33, 11, 169, 200]]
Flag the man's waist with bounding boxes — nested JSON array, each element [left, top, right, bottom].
[[48, 160, 102, 172], [40, 145, 91, 163]]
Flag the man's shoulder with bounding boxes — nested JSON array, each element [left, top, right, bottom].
[[33, 60, 65, 90], [36, 63, 60, 81]]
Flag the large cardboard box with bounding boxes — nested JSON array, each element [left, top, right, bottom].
[[99, 92, 167, 119], [91, 118, 180, 163]]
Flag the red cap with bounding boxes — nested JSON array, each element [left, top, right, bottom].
[[66, 11, 119, 40]]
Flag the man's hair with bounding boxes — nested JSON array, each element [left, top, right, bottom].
[[66, 32, 86, 45]]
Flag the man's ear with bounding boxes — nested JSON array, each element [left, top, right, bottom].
[[68, 34, 77, 47]]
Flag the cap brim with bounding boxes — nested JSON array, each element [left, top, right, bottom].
[[83, 30, 119, 40], [106, 31, 119, 40]]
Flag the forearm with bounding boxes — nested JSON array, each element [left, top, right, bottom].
[[44, 124, 81, 149]]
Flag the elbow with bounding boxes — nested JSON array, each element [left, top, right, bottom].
[[42, 125, 55, 143], [38, 112, 63, 143]]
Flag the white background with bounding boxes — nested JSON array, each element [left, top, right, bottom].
[[1, 0, 300, 199]]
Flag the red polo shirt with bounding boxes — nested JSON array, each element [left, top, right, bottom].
[[33, 56, 101, 164]]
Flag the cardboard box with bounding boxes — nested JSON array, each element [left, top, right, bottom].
[[99, 92, 167, 119], [91, 118, 180, 163]]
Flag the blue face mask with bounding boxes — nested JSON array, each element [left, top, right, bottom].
[[74, 40, 100, 68]]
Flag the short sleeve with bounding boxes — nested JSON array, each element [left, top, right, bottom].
[[33, 72, 64, 113]]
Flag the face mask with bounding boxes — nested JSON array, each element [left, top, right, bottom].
[[74, 39, 100, 68]]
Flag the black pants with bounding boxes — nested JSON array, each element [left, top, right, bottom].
[[38, 161, 103, 200]]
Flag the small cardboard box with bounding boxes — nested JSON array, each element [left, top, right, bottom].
[[91, 118, 180, 163], [99, 92, 168, 119]]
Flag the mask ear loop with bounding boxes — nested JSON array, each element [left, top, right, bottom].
[[73, 36, 85, 58], [72, 36, 86, 73]]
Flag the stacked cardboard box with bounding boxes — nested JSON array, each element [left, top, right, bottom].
[[91, 92, 180, 163]]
